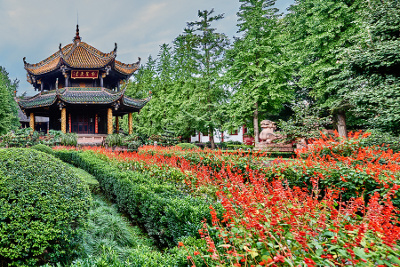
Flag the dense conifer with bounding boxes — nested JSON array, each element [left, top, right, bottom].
[[0, 66, 20, 134]]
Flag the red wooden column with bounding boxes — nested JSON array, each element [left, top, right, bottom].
[[68, 113, 71, 133]]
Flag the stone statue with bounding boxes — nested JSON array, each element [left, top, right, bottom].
[[255, 119, 293, 152], [259, 120, 282, 144]]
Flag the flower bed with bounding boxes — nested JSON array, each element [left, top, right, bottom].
[[266, 131, 400, 207], [138, 145, 270, 172], [52, 132, 400, 266]]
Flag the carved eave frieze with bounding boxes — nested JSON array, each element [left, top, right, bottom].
[[61, 65, 68, 78], [112, 100, 120, 111], [58, 101, 66, 110], [102, 65, 111, 78]]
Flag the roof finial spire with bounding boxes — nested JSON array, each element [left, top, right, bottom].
[[74, 11, 81, 43], [73, 24, 81, 43]]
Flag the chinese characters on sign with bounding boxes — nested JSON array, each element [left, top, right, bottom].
[[71, 70, 99, 79]]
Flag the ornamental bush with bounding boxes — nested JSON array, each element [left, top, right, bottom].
[[31, 144, 54, 155], [0, 148, 91, 266], [105, 133, 124, 147], [60, 132, 78, 146], [1, 128, 40, 147]]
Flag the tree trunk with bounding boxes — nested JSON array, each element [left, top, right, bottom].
[[209, 129, 216, 149], [254, 102, 259, 144], [337, 111, 347, 138]]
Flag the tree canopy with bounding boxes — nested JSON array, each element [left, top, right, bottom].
[[119, 0, 400, 140], [0, 66, 20, 134]]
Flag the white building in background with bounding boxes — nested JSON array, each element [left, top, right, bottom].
[[190, 126, 249, 143]]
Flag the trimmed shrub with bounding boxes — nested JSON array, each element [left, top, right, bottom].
[[31, 144, 54, 155], [0, 148, 91, 266], [67, 164, 100, 194], [226, 144, 253, 150]]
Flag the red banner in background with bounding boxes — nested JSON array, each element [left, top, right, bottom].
[[68, 114, 71, 133], [71, 70, 99, 79], [95, 114, 98, 134]]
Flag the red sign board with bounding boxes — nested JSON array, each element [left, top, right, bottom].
[[71, 70, 99, 79]]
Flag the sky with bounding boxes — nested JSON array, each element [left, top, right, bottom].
[[0, 0, 294, 96]]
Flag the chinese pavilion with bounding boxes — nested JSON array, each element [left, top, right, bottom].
[[18, 25, 150, 136]]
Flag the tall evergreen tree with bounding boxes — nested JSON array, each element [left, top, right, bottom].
[[224, 0, 292, 143], [171, 29, 200, 140], [125, 55, 158, 136], [284, 0, 362, 137], [0, 66, 20, 134], [156, 43, 176, 132], [186, 9, 230, 149], [334, 0, 400, 134]]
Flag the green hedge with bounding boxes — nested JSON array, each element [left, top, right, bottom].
[[54, 149, 222, 248], [31, 144, 55, 155], [0, 148, 91, 266]]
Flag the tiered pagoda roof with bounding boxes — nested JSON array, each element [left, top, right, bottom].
[[19, 25, 151, 119], [23, 25, 140, 80], [18, 87, 151, 113]]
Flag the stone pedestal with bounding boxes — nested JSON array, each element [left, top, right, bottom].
[[255, 143, 293, 152]]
